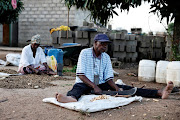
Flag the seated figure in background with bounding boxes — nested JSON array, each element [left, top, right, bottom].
[[18, 34, 56, 75]]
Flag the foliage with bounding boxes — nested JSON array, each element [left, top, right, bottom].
[[63, 65, 77, 73], [0, 0, 24, 24], [167, 23, 174, 33], [64, 0, 180, 26]]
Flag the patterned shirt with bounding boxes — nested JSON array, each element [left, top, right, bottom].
[[75, 47, 114, 84]]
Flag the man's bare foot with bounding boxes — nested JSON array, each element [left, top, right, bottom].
[[55, 93, 77, 103], [161, 81, 174, 99]]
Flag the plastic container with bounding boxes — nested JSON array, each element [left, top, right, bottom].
[[62, 43, 78, 46], [47, 49, 63, 64], [166, 61, 180, 87], [156, 60, 169, 83], [138, 59, 156, 82]]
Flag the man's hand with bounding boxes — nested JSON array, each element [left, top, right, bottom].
[[93, 85, 102, 95]]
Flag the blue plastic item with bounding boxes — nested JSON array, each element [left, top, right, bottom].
[[44, 46, 54, 56], [62, 43, 78, 46], [47, 49, 63, 64]]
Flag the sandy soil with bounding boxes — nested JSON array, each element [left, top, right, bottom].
[[0, 66, 180, 120], [0, 50, 180, 120]]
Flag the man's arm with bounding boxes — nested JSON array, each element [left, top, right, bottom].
[[107, 79, 122, 91], [78, 75, 102, 94]]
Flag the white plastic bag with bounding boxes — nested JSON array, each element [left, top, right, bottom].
[[6, 53, 21, 66], [46, 55, 57, 72]]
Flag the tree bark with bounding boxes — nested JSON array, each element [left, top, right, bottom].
[[172, 16, 180, 60], [173, 16, 180, 45]]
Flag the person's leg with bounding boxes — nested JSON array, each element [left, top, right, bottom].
[[117, 81, 174, 99], [56, 83, 92, 103]]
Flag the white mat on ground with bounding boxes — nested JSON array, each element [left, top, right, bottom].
[[43, 95, 142, 113]]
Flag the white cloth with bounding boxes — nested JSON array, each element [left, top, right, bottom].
[[43, 95, 142, 113], [18, 44, 46, 71]]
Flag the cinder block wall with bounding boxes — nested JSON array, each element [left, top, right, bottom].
[[18, 0, 90, 47], [0, 25, 2, 45]]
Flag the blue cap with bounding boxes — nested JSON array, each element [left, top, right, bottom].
[[94, 33, 111, 42]]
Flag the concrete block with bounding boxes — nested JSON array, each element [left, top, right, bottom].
[[113, 33, 121, 39], [83, 21, 88, 26], [120, 32, 126, 39], [76, 38, 89, 46], [114, 44, 119, 51], [90, 32, 98, 39], [135, 35, 143, 41], [131, 46, 136, 52], [60, 38, 73, 45], [126, 46, 131, 52], [125, 35, 129, 40], [88, 22, 94, 28], [82, 31, 88, 38], [119, 45, 125, 51], [129, 34, 136, 40], [67, 31, 72, 38], [75, 31, 83, 38], [126, 40, 137, 46], [60, 31, 67, 38], [113, 51, 126, 60]]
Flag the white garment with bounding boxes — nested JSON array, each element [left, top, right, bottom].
[[18, 44, 47, 71]]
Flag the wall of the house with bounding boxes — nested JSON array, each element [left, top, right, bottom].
[[18, 0, 90, 47]]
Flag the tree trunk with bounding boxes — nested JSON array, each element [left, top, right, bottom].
[[173, 16, 180, 45], [172, 16, 180, 60]]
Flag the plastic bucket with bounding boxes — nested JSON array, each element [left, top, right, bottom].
[[166, 61, 180, 87], [47, 49, 63, 65], [138, 59, 156, 82], [156, 60, 169, 83]]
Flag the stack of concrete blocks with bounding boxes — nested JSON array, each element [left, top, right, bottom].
[[137, 35, 166, 60], [165, 35, 172, 60], [109, 32, 126, 62], [136, 35, 152, 60], [151, 36, 166, 60], [125, 34, 138, 62]]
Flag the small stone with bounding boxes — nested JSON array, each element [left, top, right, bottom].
[[28, 83, 31, 86], [34, 86, 39, 89], [54, 75, 59, 78], [0, 77, 6, 80], [153, 99, 159, 102], [143, 113, 146, 116], [146, 99, 150, 101], [132, 115, 135, 117], [109, 114, 112, 116]]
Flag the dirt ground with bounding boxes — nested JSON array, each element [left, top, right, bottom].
[[0, 52, 180, 120]]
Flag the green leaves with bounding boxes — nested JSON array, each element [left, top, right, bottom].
[[0, 0, 24, 24], [64, 0, 180, 26]]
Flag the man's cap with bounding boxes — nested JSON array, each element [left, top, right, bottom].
[[94, 33, 111, 42], [31, 34, 41, 44]]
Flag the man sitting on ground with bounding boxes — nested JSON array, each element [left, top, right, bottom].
[[18, 34, 56, 75], [55, 33, 173, 103]]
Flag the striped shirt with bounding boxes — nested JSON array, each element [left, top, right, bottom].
[[75, 47, 114, 84]]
